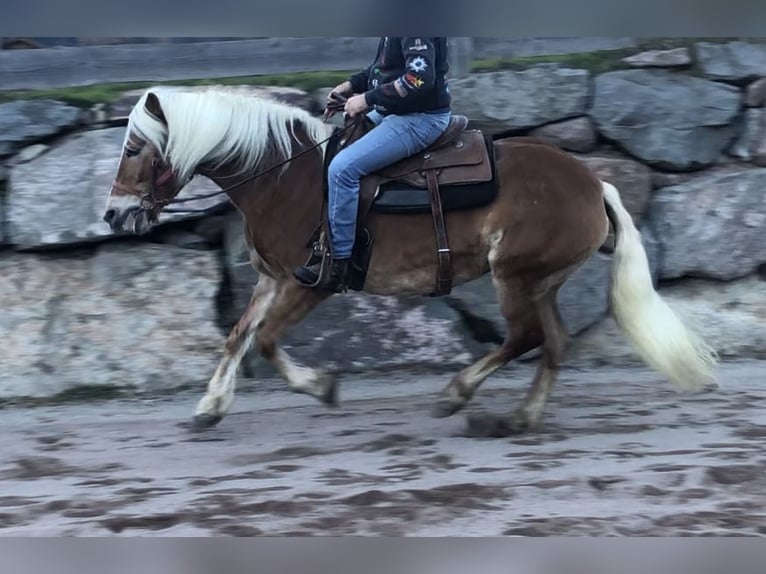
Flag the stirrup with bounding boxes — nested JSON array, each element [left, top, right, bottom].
[[299, 232, 335, 288]]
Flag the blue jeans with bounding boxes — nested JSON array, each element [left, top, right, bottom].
[[327, 109, 452, 258]]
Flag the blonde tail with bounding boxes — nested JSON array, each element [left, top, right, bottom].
[[601, 181, 718, 391]]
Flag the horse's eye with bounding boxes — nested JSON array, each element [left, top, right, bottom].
[[125, 147, 140, 157]]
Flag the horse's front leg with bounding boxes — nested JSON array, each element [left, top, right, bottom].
[[255, 281, 338, 405], [192, 276, 277, 429], [192, 278, 335, 430]]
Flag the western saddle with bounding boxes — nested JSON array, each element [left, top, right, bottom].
[[317, 107, 496, 297]]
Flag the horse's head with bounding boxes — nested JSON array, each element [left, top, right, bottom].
[[103, 92, 184, 235]]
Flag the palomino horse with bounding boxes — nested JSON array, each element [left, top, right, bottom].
[[103, 86, 717, 436]]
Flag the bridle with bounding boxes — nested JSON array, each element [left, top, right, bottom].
[[110, 150, 177, 213], [111, 99, 362, 216]]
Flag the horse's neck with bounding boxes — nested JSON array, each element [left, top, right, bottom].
[[205, 154, 325, 271]]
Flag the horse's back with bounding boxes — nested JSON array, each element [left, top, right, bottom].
[[493, 135, 604, 202], [486, 134, 609, 269]]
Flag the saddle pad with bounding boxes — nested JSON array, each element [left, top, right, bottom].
[[371, 179, 497, 214]]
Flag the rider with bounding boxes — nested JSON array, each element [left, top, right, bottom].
[[294, 37, 452, 292]]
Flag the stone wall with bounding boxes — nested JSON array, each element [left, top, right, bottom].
[[1, 41, 764, 399]]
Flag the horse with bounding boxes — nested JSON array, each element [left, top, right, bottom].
[[102, 85, 718, 437]]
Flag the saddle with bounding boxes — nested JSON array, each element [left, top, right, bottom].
[[317, 113, 497, 296]]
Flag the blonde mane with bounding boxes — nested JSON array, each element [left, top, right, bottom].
[[125, 85, 335, 181]]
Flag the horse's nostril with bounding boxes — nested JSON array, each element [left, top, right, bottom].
[[103, 209, 117, 224]]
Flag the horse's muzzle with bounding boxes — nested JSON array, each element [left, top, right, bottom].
[[103, 205, 146, 233], [103, 208, 118, 227]]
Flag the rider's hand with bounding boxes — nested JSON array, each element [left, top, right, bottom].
[[344, 94, 370, 118], [328, 81, 352, 103]]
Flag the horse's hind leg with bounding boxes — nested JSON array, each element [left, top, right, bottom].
[[513, 288, 570, 429], [432, 277, 544, 418], [468, 286, 571, 437]]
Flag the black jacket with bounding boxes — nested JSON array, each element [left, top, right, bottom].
[[349, 37, 451, 116]]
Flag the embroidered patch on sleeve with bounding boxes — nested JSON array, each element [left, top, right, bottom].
[[404, 72, 424, 88], [408, 38, 429, 51], [407, 56, 428, 73]]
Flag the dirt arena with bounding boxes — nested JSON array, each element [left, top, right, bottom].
[[1, 361, 765, 536]]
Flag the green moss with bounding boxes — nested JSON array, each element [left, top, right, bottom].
[[0, 70, 355, 108], [469, 37, 764, 75], [471, 49, 635, 74]]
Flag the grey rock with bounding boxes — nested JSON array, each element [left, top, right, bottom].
[[558, 252, 612, 334], [651, 170, 700, 190], [745, 77, 766, 107], [0, 168, 6, 245], [622, 48, 691, 68], [651, 172, 682, 189], [450, 67, 591, 132], [7, 127, 231, 249], [109, 89, 147, 118], [652, 164, 756, 190], [0, 243, 223, 399], [281, 293, 474, 374], [729, 108, 766, 164], [218, 212, 259, 343], [576, 154, 653, 222], [649, 168, 766, 280], [150, 228, 219, 251], [650, 164, 746, 189], [7, 143, 49, 165], [0, 99, 84, 157], [590, 69, 742, 171], [696, 41, 766, 83], [530, 116, 597, 153], [89, 103, 109, 123], [572, 275, 766, 365]]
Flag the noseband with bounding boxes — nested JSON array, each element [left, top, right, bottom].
[[110, 132, 180, 213]]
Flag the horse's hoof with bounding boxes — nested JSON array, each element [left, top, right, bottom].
[[431, 396, 466, 418], [319, 373, 339, 407], [191, 413, 222, 431], [466, 411, 535, 438], [466, 412, 514, 438]]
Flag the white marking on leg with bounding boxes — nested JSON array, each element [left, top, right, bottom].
[[273, 348, 326, 396], [445, 350, 505, 404], [195, 278, 276, 417], [461, 356, 499, 390], [195, 329, 257, 416], [520, 370, 556, 426], [486, 230, 504, 266]]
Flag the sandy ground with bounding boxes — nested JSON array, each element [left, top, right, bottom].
[[1, 360, 765, 536]]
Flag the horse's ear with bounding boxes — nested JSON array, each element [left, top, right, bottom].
[[144, 92, 166, 123]]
